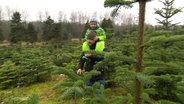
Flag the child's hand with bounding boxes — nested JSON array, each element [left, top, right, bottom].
[[94, 36, 99, 41], [85, 53, 91, 57]]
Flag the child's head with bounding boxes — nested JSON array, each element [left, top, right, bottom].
[[89, 16, 98, 30]]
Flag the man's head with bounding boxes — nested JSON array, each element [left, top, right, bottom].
[[87, 31, 97, 46]]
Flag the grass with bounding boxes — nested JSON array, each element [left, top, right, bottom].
[[0, 76, 63, 104], [0, 75, 89, 104], [0, 75, 127, 104]]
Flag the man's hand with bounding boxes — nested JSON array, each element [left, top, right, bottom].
[[77, 69, 82, 75]]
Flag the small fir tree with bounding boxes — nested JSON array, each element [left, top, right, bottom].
[[154, 0, 183, 30], [0, 60, 19, 89]]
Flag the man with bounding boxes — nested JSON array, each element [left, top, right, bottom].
[[77, 30, 106, 87]]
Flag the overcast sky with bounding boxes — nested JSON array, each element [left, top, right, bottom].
[[0, 0, 184, 25]]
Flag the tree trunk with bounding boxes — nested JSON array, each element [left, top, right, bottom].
[[134, 1, 146, 104]]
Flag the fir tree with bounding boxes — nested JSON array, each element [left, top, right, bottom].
[[10, 11, 25, 43], [0, 60, 19, 89], [52, 22, 63, 41], [104, 0, 152, 104], [101, 18, 114, 39], [25, 22, 37, 43], [42, 16, 55, 41], [0, 21, 4, 41], [52, 67, 108, 104], [154, 0, 184, 30], [83, 20, 89, 39]]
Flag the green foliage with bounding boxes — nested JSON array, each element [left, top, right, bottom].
[[114, 66, 135, 94], [0, 22, 4, 41], [143, 29, 184, 103], [25, 23, 37, 42], [145, 34, 184, 47], [0, 45, 55, 89], [101, 18, 114, 39], [52, 66, 109, 104], [104, 0, 134, 17], [136, 73, 154, 87], [61, 87, 84, 100], [0, 60, 19, 89], [84, 83, 109, 104], [104, 0, 134, 7], [10, 11, 25, 43], [42, 16, 55, 41], [109, 93, 133, 104], [150, 75, 181, 99], [155, 99, 180, 104], [53, 53, 72, 67], [173, 26, 184, 35], [42, 18, 69, 41], [104, 0, 151, 17], [4, 97, 27, 104], [52, 23, 63, 39], [0, 93, 39, 104], [99, 41, 136, 88], [27, 94, 39, 104], [175, 78, 184, 103], [15, 46, 53, 86], [83, 20, 89, 38]]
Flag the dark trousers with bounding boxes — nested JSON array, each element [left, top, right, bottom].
[[86, 79, 105, 89]]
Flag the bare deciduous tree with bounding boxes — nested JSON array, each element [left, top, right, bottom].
[[70, 11, 77, 23], [44, 11, 50, 20], [37, 11, 43, 22], [58, 11, 65, 22], [22, 10, 30, 22], [0, 6, 4, 20], [5, 6, 12, 21]]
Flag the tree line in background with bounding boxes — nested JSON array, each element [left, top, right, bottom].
[[0, 11, 183, 43], [0, 10, 115, 43]]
